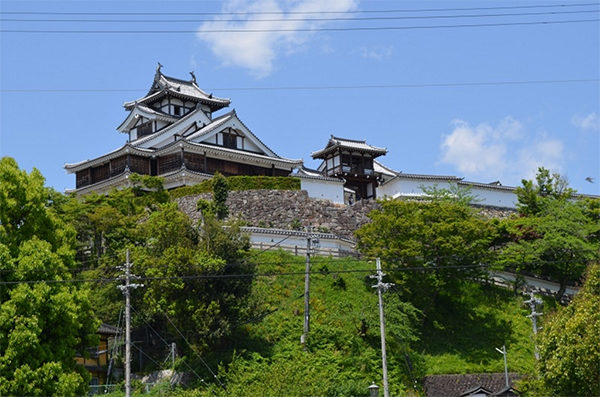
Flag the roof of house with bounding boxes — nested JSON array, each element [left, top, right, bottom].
[[98, 323, 120, 335], [311, 135, 387, 158], [423, 373, 523, 397]]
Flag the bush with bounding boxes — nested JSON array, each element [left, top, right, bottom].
[[170, 176, 300, 199]]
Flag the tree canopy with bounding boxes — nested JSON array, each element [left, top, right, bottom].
[[0, 157, 99, 396], [355, 198, 495, 309], [498, 168, 598, 300], [533, 263, 600, 395]]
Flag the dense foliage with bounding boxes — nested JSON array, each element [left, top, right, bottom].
[[355, 198, 496, 310], [526, 264, 600, 396], [0, 157, 99, 396], [2, 159, 597, 395], [497, 168, 599, 300], [169, 176, 300, 198]]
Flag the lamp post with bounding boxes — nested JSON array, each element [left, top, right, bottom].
[[368, 382, 380, 397]]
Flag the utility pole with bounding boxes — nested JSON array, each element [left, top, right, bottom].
[[524, 290, 543, 360], [117, 249, 143, 397], [370, 258, 393, 397], [301, 225, 312, 351], [495, 345, 509, 388], [171, 342, 176, 369]]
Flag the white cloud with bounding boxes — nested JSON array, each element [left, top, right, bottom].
[[197, 0, 358, 78], [358, 45, 393, 60], [439, 117, 564, 185], [571, 112, 600, 131]]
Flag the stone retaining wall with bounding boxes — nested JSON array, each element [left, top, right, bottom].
[[175, 190, 516, 240]]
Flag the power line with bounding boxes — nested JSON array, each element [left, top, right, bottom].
[[3, 9, 598, 23], [2, 78, 598, 94], [2, 18, 598, 33], [162, 311, 226, 390], [1, 3, 597, 16], [0, 263, 493, 285], [130, 305, 215, 392]]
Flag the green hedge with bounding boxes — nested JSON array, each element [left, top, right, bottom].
[[169, 176, 301, 199]]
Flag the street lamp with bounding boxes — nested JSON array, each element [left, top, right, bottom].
[[368, 382, 380, 397]]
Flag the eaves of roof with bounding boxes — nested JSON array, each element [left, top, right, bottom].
[[459, 180, 517, 192], [395, 172, 461, 181], [158, 139, 303, 167], [64, 144, 155, 173], [239, 226, 355, 245]]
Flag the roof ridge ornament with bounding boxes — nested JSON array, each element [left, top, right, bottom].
[[189, 71, 196, 83]]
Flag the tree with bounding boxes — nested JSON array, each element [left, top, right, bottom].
[[515, 167, 573, 216], [531, 264, 600, 396], [212, 172, 229, 220], [0, 157, 99, 396], [134, 202, 253, 353], [498, 168, 597, 300], [355, 198, 495, 308]]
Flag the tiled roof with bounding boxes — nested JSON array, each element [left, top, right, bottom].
[[294, 167, 342, 182], [423, 373, 523, 397], [124, 69, 230, 109], [98, 323, 120, 335], [373, 160, 397, 177], [239, 227, 355, 244], [312, 135, 387, 158], [459, 180, 517, 192], [396, 172, 461, 181]]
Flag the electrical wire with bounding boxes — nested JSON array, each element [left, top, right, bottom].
[[2, 78, 598, 93], [2, 18, 598, 33], [162, 311, 226, 390], [1, 3, 597, 16], [130, 305, 215, 392], [3, 9, 598, 23]]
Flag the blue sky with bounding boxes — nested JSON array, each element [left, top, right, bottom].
[[1, 0, 599, 194]]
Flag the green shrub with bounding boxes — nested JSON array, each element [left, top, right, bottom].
[[170, 176, 300, 199]]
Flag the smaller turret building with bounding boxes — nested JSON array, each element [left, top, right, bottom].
[[311, 136, 387, 200]]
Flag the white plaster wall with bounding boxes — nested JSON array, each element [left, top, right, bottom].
[[468, 187, 517, 208], [378, 178, 455, 199], [377, 178, 518, 208], [301, 178, 344, 204]]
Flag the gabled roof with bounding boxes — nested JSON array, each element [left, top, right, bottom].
[[123, 65, 230, 111], [186, 110, 282, 158], [131, 107, 211, 148], [423, 373, 523, 397], [116, 104, 178, 133], [460, 385, 493, 396], [312, 135, 387, 159]]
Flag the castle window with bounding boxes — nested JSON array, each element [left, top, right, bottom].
[[173, 105, 181, 116], [137, 121, 153, 137], [223, 133, 237, 149]]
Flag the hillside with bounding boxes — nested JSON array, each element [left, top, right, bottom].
[[181, 250, 538, 396]]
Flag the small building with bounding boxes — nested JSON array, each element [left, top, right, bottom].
[[65, 65, 302, 194], [75, 323, 120, 386], [423, 373, 522, 397], [311, 136, 387, 201]]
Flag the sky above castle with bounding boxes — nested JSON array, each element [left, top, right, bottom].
[[1, 0, 598, 194]]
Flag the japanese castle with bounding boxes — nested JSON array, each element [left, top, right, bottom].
[[65, 65, 303, 194], [66, 66, 596, 209]]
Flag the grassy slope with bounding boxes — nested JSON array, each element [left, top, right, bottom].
[[194, 251, 537, 396]]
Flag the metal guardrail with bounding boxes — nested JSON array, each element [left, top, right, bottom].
[[88, 384, 118, 395]]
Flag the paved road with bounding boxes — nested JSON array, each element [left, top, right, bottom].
[[490, 271, 579, 298]]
